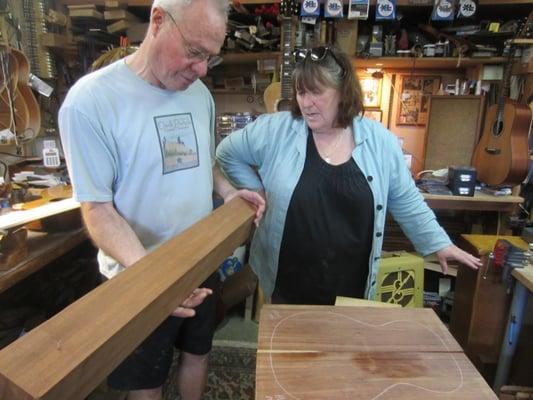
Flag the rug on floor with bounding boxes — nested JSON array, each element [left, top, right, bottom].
[[164, 345, 256, 400]]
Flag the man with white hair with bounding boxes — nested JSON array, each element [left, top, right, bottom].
[[58, 0, 265, 399]]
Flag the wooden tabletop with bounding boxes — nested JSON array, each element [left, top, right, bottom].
[[423, 192, 523, 212], [512, 263, 533, 293], [256, 304, 497, 400]]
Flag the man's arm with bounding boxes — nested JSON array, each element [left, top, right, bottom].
[[81, 201, 147, 268], [81, 201, 211, 317]]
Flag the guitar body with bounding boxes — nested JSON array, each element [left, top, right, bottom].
[[263, 82, 293, 113], [12, 49, 41, 138], [472, 101, 531, 186], [0, 52, 30, 138]]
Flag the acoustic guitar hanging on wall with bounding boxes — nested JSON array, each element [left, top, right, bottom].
[[471, 15, 532, 187], [0, 14, 41, 146], [263, 0, 298, 113]]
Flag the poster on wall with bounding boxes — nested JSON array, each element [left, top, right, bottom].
[[396, 76, 440, 125], [360, 76, 382, 108]]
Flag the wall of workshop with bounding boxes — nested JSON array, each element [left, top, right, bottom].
[[213, 93, 266, 115], [388, 71, 467, 175]]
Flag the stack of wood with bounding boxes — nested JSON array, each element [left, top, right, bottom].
[[500, 386, 533, 400], [67, 4, 103, 21], [104, 0, 140, 34]]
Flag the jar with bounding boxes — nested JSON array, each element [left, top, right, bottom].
[[423, 44, 436, 57]]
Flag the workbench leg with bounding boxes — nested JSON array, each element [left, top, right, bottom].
[[493, 282, 528, 393]]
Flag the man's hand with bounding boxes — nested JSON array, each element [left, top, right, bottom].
[[436, 244, 482, 275], [171, 288, 213, 318], [224, 189, 266, 227]]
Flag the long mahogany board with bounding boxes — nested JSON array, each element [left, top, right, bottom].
[[256, 305, 497, 400], [0, 198, 255, 400]]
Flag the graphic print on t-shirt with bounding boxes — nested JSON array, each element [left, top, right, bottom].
[[154, 113, 199, 174]]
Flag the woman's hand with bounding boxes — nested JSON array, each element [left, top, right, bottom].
[[224, 189, 266, 227], [171, 288, 213, 318], [436, 244, 482, 275]]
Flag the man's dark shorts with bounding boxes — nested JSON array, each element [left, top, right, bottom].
[[107, 274, 219, 391]]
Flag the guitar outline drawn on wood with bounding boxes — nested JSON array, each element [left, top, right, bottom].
[[256, 305, 498, 400], [268, 311, 465, 400], [263, 0, 298, 113], [471, 14, 533, 187]]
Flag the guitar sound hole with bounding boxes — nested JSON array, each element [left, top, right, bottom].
[[492, 120, 504, 136], [276, 99, 292, 112]]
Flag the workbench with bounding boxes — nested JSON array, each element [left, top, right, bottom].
[[494, 262, 533, 393], [256, 304, 497, 399], [0, 198, 88, 294]]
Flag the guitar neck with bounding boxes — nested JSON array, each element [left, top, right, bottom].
[[280, 17, 294, 100], [495, 45, 516, 119]]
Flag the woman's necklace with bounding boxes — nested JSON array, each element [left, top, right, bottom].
[[318, 129, 346, 164]]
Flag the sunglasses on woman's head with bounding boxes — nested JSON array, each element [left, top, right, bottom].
[[292, 46, 346, 77]]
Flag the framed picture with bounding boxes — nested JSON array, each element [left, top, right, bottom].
[[396, 76, 440, 125], [360, 76, 382, 108], [365, 109, 382, 122]]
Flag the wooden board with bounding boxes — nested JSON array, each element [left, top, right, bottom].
[[0, 198, 255, 400], [423, 95, 485, 171], [256, 305, 498, 400]]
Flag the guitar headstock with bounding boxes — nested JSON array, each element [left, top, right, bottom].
[[280, 0, 298, 17], [516, 11, 533, 39]]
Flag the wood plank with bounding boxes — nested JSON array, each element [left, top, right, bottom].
[[256, 305, 497, 400], [0, 198, 255, 400], [0, 228, 88, 294], [104, 9, 138, 21]]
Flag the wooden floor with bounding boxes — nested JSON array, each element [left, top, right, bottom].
[[256, 305, 497, 400]]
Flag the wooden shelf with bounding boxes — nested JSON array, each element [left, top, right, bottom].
[[219, 52, 280, 65], [211, 89, 260, 94], [214, 54, 505, 69], [0, 227, 88, 294], [423, 192, 523, 212], [353, 56, 506, 69], [60, 0, 533, 5]]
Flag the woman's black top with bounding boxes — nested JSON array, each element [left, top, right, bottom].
[[273, 131, 374, 305]]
